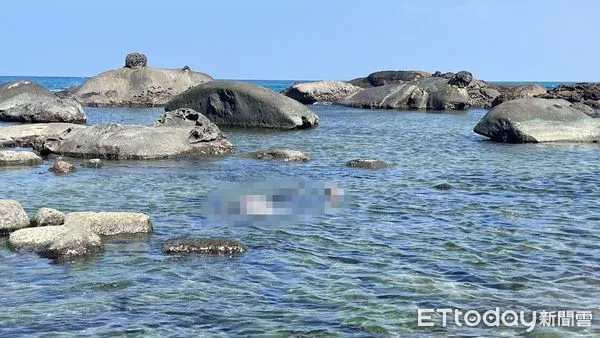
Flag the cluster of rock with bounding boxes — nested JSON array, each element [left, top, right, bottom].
[[539, 83, 600, 108]]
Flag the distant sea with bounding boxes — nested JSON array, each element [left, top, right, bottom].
[[1, 75, 599, 337]]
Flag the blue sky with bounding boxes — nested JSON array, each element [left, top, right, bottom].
[[0, 0, 597, 81]]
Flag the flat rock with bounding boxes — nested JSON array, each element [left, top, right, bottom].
[[38, 123, 234, 160], [0, 199, 30, 235], [31, 207, 65, 227], [162, 237, 247, 256], [0, 123, 86, 148], [164, 81, 319, 130], [0, 150, 43, 166], [0, 81, 86, 123], [349, 70, 432, 88], [63, 212, 153, 236], [338, 77, 470, 110], [71, 54, 213, 107], [281, 81, 361, 104], [474, 98, 600, 143], [241, 149, 310, 162], [346, 159, 388, 169]]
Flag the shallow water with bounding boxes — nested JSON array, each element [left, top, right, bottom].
[[1, 79, 599, 336]]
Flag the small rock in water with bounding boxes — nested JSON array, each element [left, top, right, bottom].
[[162, 237, 247, 256], [81, 158, 103, 168], [0, 199, 30, 235], [345, 159, 388, 169], [242, 149, 310, 162], [433, 183, 453, 190], [31, 207, 65, 227], [63, 212, 153, 236], [50, 160, 76, 174]]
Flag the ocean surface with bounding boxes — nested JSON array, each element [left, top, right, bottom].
[[0, 76, 599, 337]]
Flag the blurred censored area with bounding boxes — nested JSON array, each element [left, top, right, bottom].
[[204, 181, 346, 223]]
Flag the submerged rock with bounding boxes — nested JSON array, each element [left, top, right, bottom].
[[338, 77, 470, 110], [433, 183, 453, 190], [162, 237, 247, 256], [0, 81, 86, 123], [474, 98, 600, 143], [81, 158, 104, 168], [242, 149, 310, 162], [281, 81, 361, 104], [38, 123, 234, 160], [0, 200, 30, 235], [0, 123, 86, 148], [346, 159, 388, 169], [63, 212, 153, 236], [71, 53, 213, 107], [0, 150, 43, 166], [164, 81, 319, 130], [50, 160, 76, 175], [31, 207, 65, 227]]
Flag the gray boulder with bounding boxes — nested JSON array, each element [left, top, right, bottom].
[[63, 212, 152, 236], [474, 98, 600, 143], [164, 81, 319, 129], [38, 123, 234, 160], [570, 102, 599, 118], [241, 149, 310, 162], [8, 226, 104, 261], [49, 160, 76, 175], [71, 54, 213, 107], [81, 158, 104, 168], [0, 81, 86, 123], [490, 84, 548, 108], [0, 123, 86, 148], [281, 81, 361, 104], [162, 237, 247, 256], [349, 70, 432, 88], [0, 150, 43, 166], [0, 200, 30, 235], [31, 207, 65, 227], [346, 159, 388, 169], [338, 77, 469, 110], [125, 53, 147, 69]]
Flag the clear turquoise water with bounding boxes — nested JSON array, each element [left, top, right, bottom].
[[0, 77, 599, 337]]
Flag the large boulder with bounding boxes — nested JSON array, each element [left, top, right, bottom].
[[349, 70, 432, 88], [71, 53, 213, 107], [0, 200, 30, 235], [0, 123, 86, 148], [0, 150, 43, 166], [539, 83, 600, 108], [164, 81, 319, 129], [0, 81, 86, 123], [474, 98, 600, 143], [337, 77, 470, 110], [281, 81, 361, 104], [491, 84, 548, 108], [8, 225, 103, 262], [37, 123, 234, 160], [63, 212, 153, 236]]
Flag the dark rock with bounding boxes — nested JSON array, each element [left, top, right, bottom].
[[433, 71, 455, 79], [346, 159, 388, 169], [366, 70, 432, 87], [474, 98, 600, 143], [125, 53, 148, 69], [241, 149, 310, 162], [0, 81, 86, 123], [0, 200, 30, 235], [434, 183, 453, 190], [281, 81, 361, 104], [490, 84, 548, 108], [39, 123, 234, 160], [162, 237, 247, 256], [447, 71, 473, 88], [181, 65, 191, 72], [539, 83, 600, 108], [164, 81, 319, 130], [0, 150, 43, 166], [50, 160, 76, 175], [338, 77, 469, 110], [72, 54, 213, 107], [31, 207, 65, 227]]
